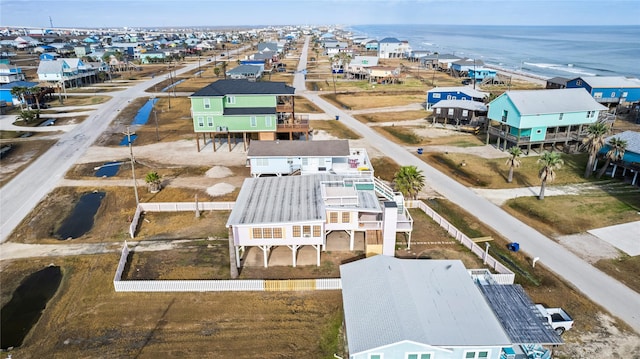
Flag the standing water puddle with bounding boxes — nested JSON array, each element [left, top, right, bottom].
[[95, 161, 122, 177], [55, 191, 105, 240], [1, 266, 62, 350], [118, 98, 157, 145]]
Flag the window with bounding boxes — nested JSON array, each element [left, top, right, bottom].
[[203, 98, 211, 109], [369, 355, 383, 359], [576, 80, 582, 86], [250, 116, 257, 127], [302, 225, 311, 237], [594, 92, 603, 98], [462, 110, 469, 117], [622, 91, 628, 98], [263, 228, 273, 239], [407, 354, 431, 359], [207, 116, 213, 127], [265, 116, 272, 127], [329, 212, 338, 223], [313, 225, 321, 237], [226, 96, 236, 104], [197, 116, 204, 127], [273, 228, 282, 238], [256, 158, 269, 166], [611, 91, 616, 98], [448, 109, 454, 116], [559, 113, 564, 121], [252, 227, 283, 239], [436, 108, 441, 114], [587, 111, 595, 118], [342, 212, 350, 223], [433, 93, 441, 99], [293, 226, 301, 237], [502, 110, 508, 122], [465, 350, 489, 359], [302, 158, 309, 166], [252, 228, 262, 239]]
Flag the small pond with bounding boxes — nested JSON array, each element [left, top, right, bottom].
[[117, 98, 158, 145], [55, 191, 106, 240], [94, 161, 122, 177], [1, 266, 62, 350]]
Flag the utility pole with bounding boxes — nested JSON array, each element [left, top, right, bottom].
[[152, 96, 160, 141], [431, 52, 439, 86], [124, 126, 139, 205]]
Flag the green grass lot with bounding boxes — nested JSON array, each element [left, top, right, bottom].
[[310, 120, 361, 139], [354, 110, 427, 123]]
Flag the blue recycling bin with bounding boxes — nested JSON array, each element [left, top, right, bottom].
[[417, 148, 424, 155], [335, 115, 340, 120], [508, 242, 520, 252]]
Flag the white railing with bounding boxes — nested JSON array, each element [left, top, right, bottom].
[[129, 202, 235, 238], [113, 242, 342, 292], [406, 200, 515, 281]]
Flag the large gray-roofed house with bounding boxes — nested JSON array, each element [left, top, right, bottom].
[[505, 88, 607, 115], [226, 173, 412, 268], [340, 256, 511, 358], [248, 139, 350, 157]]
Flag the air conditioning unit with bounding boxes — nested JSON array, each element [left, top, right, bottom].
[[303, 234, 311, 238]]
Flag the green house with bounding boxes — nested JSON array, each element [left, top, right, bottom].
[[486, 88, 608, 153], [190, 79, 305, 151]]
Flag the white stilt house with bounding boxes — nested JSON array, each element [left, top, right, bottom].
[[226, 173, 413, 268]]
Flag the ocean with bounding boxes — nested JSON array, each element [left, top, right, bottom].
[[348, 25, 640, 80]]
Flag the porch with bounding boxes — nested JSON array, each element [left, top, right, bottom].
[[486, 123, 588, 153]]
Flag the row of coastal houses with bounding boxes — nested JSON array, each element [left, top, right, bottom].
[[425, 76, 640, 154]]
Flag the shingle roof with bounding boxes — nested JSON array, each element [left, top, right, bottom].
[[37, 60, 63, 74], [191, 79, 295, 97], [504, 88, 607, 115], [227, 64, 262, 75], [340, 257, 511, 355], [247, 140, 350, 157]]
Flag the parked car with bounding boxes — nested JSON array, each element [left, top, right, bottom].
[[535, 304, 574, 335]]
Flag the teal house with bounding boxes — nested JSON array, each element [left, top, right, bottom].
[[190, 79, 304, 151], [486, 88, 607, 153]]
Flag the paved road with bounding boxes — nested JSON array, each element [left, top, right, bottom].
[[295, 36, 640, 333]]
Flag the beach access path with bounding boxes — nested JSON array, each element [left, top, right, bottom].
[[295, 35, 640, 334]]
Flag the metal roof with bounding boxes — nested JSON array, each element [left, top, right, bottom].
[[247, 140, 350, 157], [477, 284, 563, 345], [427, 86, 489, 99], [340, 257, 511, 355], [504, 88, 608, 115], [227, 175, 326, 226], [191, 79, 295, 97], [577, 76, 640, 89], [432, 100, 487, 111]]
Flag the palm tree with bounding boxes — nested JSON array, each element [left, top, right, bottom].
[[144, 171, 162, 193], [16, 110, 38, 124], [10, 86, 27, 110], [27, 86, 41, 110], [581, 122, 609, 178], [505, 146, 523, 183], [393, 165, 425, 200], [537, 151, 564, 200], [220, 61, 228, 79], [596, 137, 627, 179]]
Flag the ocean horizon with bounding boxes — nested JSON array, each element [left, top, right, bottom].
[[347, 24, 640, 80]]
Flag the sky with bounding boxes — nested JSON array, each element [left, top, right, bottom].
[[1, 0, 639, 29]]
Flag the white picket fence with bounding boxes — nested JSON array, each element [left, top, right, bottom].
[[129, 202, 235, 238], [406, 200, 515, 283], [113, 241, 342, 292]]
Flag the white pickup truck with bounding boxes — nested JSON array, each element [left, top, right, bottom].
[[536, 304, 574, 335]]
